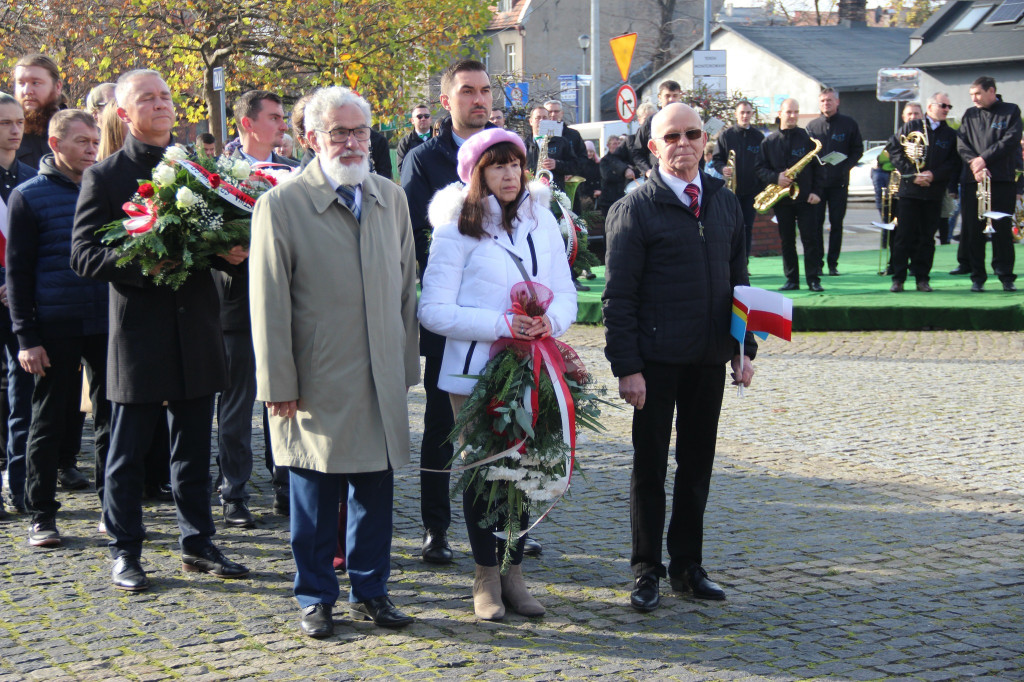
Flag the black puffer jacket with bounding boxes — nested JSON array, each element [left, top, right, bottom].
[[603, 168, 756, 377], [597, 145, 633, 213]]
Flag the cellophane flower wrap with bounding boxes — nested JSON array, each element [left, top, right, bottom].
[[450, 281, 609, 572], [97, 147, 296, 289]]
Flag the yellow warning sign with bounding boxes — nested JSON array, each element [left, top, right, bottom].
[[610, 33, 638, 83]]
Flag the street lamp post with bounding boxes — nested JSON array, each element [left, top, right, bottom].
[[578, 33, 591, 124]]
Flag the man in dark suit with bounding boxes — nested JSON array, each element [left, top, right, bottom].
[[71, 69, 250, 591], [525, 106, 577, 190], [395, 104, 433, 177], [217, 90, 299, 528]]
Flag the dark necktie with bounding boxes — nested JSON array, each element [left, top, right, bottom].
[[335, 184, 360, 221], [684, 184, 700, 218]]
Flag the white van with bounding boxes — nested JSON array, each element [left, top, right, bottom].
[[569, 120, 635, 157]]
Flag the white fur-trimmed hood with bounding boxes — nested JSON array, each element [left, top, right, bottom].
[[427, 179, 552, 231]]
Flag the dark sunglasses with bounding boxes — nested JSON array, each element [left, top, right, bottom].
[[415, 113, 431, 119], [936, 103, 953, 110], [656, 129, 703, 144]]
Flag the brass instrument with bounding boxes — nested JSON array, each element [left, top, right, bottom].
[[753, 138, 823, 214], [899, 127, 928, 173], [725, 150, 737, 193], [535, 135, 554, 184], [562, 175, 587, 205], [878, 170, 901, 275], [978, 174, 995, 235]]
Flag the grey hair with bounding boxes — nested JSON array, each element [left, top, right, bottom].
[[115, 69, 164, 106], [85, 83, 115, 114], [304, 86, 371, 136], [926, 92, 950, 107], [543, 99, 562, 109]]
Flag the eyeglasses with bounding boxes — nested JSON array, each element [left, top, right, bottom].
[[415, 114, 431, 120], [936, 103, 953, 110], [655, 129, 704, 144], [318, 126, 371, 143]]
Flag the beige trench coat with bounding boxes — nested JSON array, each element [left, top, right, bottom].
[[249, 161, 420, 474]]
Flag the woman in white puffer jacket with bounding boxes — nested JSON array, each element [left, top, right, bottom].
[[418, 128, 577, 621]]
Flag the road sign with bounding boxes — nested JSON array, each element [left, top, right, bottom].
[[694, 76, 726, 95], [212, 67, 225, 92], [504, 83, 528, 108], [559, 75, 577, 103], [693, 50, 726, 76], [610, 33, 638, 82], [616, 84, 638, 123]]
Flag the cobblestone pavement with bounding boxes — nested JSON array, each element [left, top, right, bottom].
[[1, 328, 1022, 681]]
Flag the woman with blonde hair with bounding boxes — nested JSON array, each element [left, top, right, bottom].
[[97, 103, 127, 160]]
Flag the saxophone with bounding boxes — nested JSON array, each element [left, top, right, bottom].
[[753, 138, 822, 214], [535, 135, 554, 185], [725, 150, 737, 193]]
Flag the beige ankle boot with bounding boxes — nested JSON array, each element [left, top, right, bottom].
[[473, 564, 505, 620], [500, 563, 546, 616]]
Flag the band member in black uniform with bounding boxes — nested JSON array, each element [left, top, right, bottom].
[[755, 99, 823, 292], [886, 92, 960, 292], [712, 100, 764, 259]]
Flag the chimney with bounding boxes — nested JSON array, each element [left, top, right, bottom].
[[838, 0, 868, 26]]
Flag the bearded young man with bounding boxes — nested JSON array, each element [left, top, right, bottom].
[[12, 54, 65, 170]]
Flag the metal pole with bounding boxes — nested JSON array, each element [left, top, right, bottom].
[[581, 47, 587, 124], [590, 0, 600, 123], [704, 0, 712, 49]]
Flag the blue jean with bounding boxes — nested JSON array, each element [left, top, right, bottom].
[[289, 467, 394, 609]]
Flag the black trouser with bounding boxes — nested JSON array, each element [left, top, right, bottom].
[[962, 180, 1017, 286], [105, 396, 217, 558], [630, 362, 726, 580], [463, 488, 528, 567], [892, 196, 941, 284], [420, 355, 453, 533], [817, 185, 850, 270], [737, 193, 757, 260], [262, 404, 288, 498], [60, 372, 85, 470], [25, 334, 110, 523], [774, 200, 822, 286], [216, 329, 257, 503]]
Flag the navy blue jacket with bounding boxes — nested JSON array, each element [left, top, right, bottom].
[[6, 155, 108, 348]]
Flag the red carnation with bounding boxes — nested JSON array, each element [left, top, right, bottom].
[[138, 183, 155, 198], [209, 174, 221, 189], [485, 397, 505, 417]]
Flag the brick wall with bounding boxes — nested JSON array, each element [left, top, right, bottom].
[[751, 212, 781, 256]]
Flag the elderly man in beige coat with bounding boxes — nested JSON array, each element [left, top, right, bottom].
[[250, 86, 420, 639]]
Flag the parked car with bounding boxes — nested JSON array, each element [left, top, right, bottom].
[[848, 145, 885, 197]]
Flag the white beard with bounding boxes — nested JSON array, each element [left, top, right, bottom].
[[321, 153, 369, 186]]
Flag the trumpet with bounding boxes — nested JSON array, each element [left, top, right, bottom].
[[725, 150, 737, 193], [753, 138, 822, 213], [978, 174, 995, 235], [900, 128, 928, 173], [535, 135, 554, 185], [879, 170, 900, 275]]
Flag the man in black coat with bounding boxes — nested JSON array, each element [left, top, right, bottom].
[[11, 54, 64, 170], [6, 110, 109, 547], [369, 128, 392, 180], [524, 106, 577, 190], [71, 69, 249, 592], [806, 88, 863, 276], [712, 100, 765, 259], [544, 100, 585, 176], [217, 90, 299, 528], [597, 135, 635, 215], [604, 103, 755, 613], [756, 98, 824, 292], [395, 104, 433, 177], [957, 76, 1022, 292], [886, 92, 960, 292]]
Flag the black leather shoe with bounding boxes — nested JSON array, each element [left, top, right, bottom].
[[828, 267, 840, 276], [223, 501, 256, 528], [57, 466, 90, 490], [808, 282, 825, 292], [522, 535, 543, 557], [630, 574, 660, 612], [778, 281, 799, 291], [350, 596, 414, 628], [1003, 282, 1017, 292], [300, 603, 334, 638], [112, 555, 150, 592], [182, 545, 250, 578], [145, 483, 173, 501], [971, 282, 984, 292], [573, 280, 591, 292], [949, 266, 969, 275], [421, 529, 454, 564], [916, 281, 933, 292], [273, 494, 290, 516], [890, 281, 904, 292], [671, 564, 726, 601]]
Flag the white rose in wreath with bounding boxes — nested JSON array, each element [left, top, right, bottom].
[[152, 164, 177, 186], [175, 186, 199, 209], [164, 145, 188, 162], [230, 159, 251, 180]]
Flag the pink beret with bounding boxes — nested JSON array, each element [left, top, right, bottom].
[[456, 128, 528, 183]]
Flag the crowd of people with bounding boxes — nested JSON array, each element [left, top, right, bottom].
[[0, 50, 1018, 640]]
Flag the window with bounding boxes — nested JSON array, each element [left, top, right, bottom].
[[497, 0, 512, 12], [950, 5, 992, 30], [505, 43, 516, 73]]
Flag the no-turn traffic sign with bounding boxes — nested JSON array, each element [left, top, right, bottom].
[[616, 84, 637, 123]]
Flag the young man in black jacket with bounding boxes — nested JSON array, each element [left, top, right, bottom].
[[886, 92, 960, 292], [957, 76, 1022, 292], [806, 88, 863, 276], [395, 104, 433, 177], [712, 100, 765, 259], [756, 98, 824, 292], [604, 102, 756, 613]]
